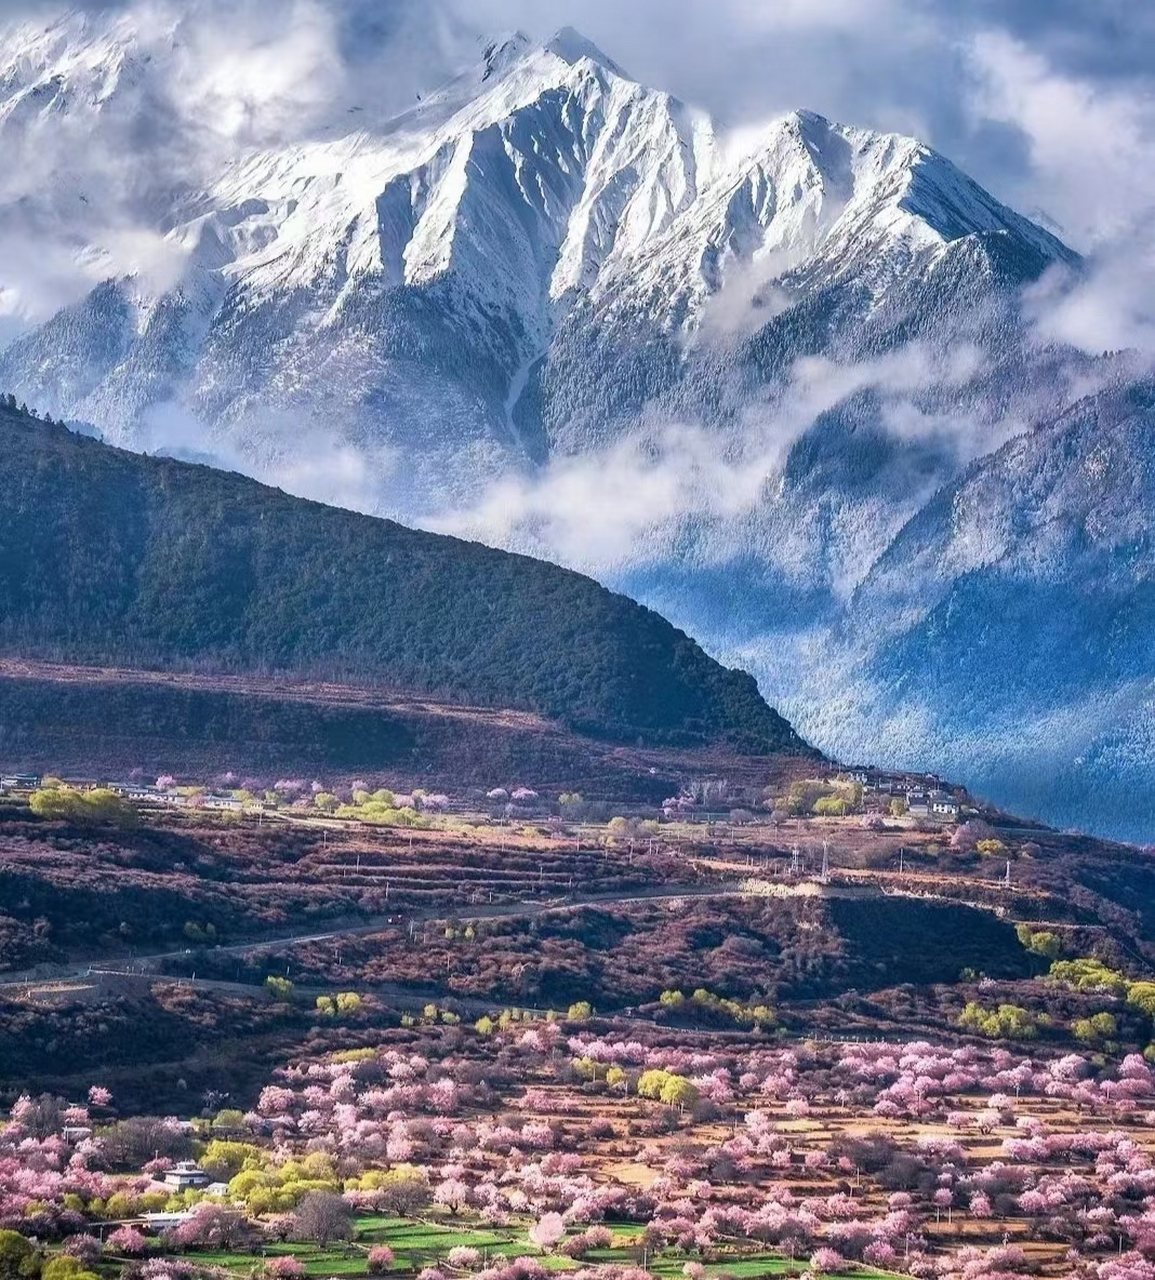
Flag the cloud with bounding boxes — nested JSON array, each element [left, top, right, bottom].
[[3, 0, 1153, 337], [694, 248, 804, 342], [0, 0, 473, 329], [439, 0, 1155, 245], [4, 0, 1154, 516], [138, 397, 400, 516], [964, 30, 1155, 246], [1025, 253, 1155, 359], [431, 341, 1021, 578], [962, 31, 1155, 361]]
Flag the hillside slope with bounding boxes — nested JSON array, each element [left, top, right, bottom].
[[0, 404, 806, 755], [783, 381, 1155, 836]]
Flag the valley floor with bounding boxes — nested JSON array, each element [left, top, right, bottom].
[[0, 787, 1152, 1280]]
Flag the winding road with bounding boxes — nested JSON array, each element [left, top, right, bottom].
[[0, 881, 745, 996]]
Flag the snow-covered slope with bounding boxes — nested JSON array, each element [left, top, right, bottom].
[[0, 18, 1071, 472], [7, 11, 1151, 839], [811, 381, 1155, 839]]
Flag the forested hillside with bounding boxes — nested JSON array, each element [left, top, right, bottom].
[[0, 405, 806, 753]]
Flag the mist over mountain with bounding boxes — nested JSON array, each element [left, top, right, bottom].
[[0, 7, 1152, 837]]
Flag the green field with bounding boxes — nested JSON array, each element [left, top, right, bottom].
[[171, 1216, 525, 1276], [163, 1215, 894, 1280]]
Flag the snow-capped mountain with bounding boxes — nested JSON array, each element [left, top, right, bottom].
[[0, 18, 1071, 473], [2, 10, 1150, 838]]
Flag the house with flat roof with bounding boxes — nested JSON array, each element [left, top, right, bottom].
[[162, 1161, 211, 1189]]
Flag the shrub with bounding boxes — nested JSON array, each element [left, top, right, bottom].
[[1015, 926, 1062, 960], [42, 1260, 98, 1280], [1073, 1012, 1118, 1042], [266, 1260, 306, 1280], [1048, 958, 1128, 996], [0, 1229, 37, 1280], [60, 1239, 101, 1267], [30, 787, 137, 828], [636, 1069, 699, 1109], [292, 1191, 354, 1247], [372, 1166, 430, 1216], [957, 1001, 1045, 1040], [528, 1214, 566, 1251], [106, 1227, 148, 1256]]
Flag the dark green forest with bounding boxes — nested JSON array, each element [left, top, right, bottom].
[[0, 404, 806, 752]]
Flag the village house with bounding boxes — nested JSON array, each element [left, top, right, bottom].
[[202, 795, 245, 812], [931, 792, 961, 819], [161, 1161, 211, 1190], [0, 774, 41, 792], [906, 790, 931, 816], [142, 1211, 196, 1229], [908, 789, 961, 820], [106, 782, 160, 802]]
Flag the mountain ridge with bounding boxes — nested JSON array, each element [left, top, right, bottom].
[[0, 400, 810, 759], [0, 19, 1075, 471]]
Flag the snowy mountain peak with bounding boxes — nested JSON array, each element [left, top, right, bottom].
[[478, 32, 533, 82], [0, 6, 1141, 845], [541, 26, 627, 76], [0, 7, 1078, 475], [783, 108, 838, 140]]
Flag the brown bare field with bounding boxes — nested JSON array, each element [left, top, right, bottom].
[[0, 658, 816, 799]]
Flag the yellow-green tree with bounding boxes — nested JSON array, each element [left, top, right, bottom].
[[1072, 1012, 1117, 1042], [30, 786, 136, 827]]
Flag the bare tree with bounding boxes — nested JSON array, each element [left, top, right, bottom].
[[293, 1191, 354, 1249]]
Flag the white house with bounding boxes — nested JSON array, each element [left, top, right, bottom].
[[162, 1161, 211, 1190], [142, 1211, 197, 1228], [931, 792, 961, 819]]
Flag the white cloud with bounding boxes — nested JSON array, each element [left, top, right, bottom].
[[1025, 253, 1155, 358], [964, 30, 1155, 247], [137, 397, 400, 515], [432, 341, 1014, 577], [0, 0, 470, 327], [964, 31, 1155, 359]]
